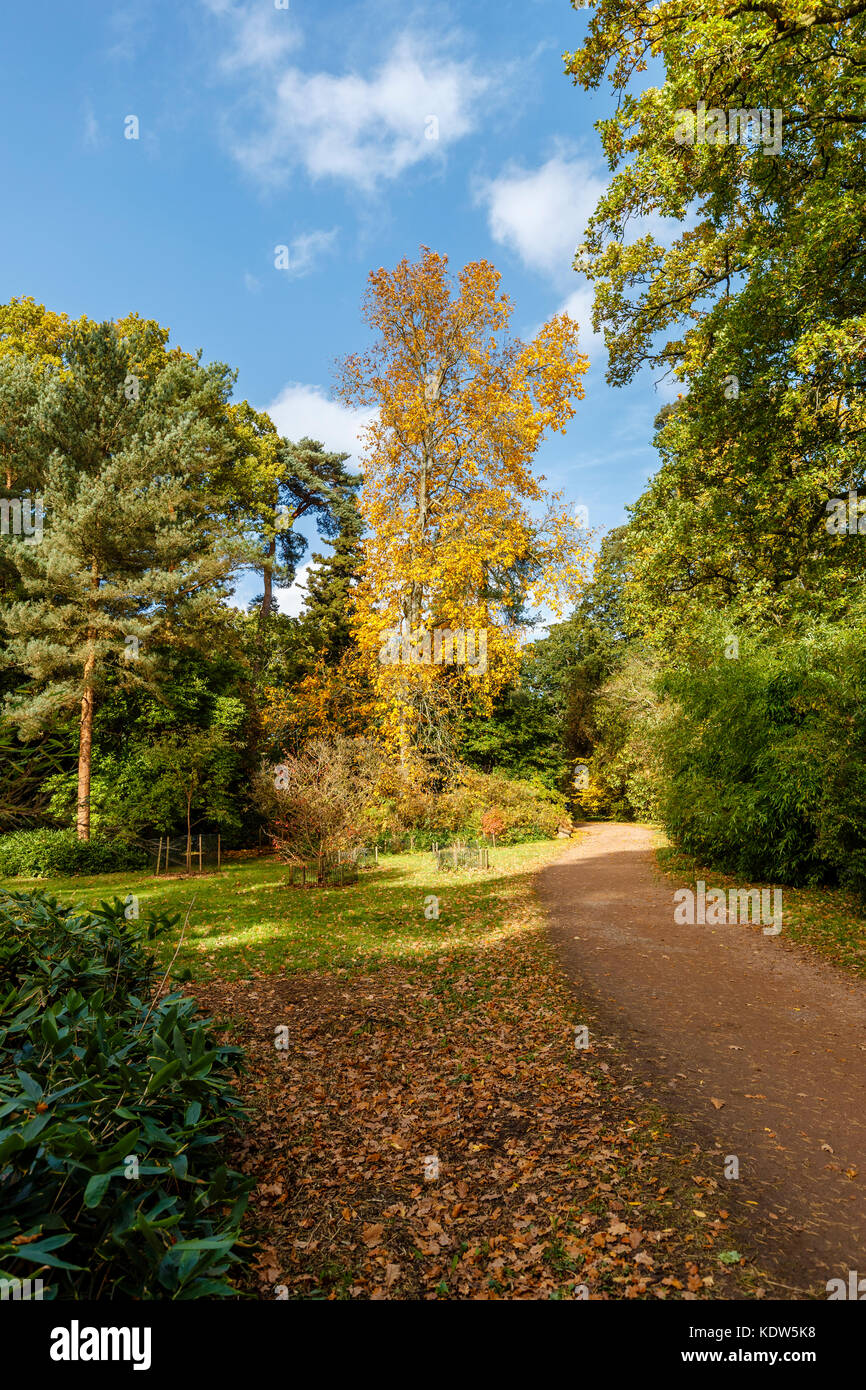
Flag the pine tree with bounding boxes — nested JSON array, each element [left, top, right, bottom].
[[220, 410, 356, 636], [0, 320, 238, 839], [298, 490, 363, 662]]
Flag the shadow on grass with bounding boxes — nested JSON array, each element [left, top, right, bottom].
[[14, 844, 569, 981]]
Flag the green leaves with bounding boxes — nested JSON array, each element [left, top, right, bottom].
[[0, 890, 252, 1299], [83, 1171, 113, 1208]]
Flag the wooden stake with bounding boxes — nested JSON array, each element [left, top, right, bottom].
[[156, 836, 162, 876], [198, 835, 202, 874]]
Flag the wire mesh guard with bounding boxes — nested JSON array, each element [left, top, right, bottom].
[[349, 845, 379, 868], [282, 857, 359, 888], [434, 845, 490, 872], [150, 834, 222, 875]]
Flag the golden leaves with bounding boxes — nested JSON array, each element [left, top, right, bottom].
[[336, 248, 593, 753]]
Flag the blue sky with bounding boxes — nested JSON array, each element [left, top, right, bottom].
[[0, 0, 674, 617]]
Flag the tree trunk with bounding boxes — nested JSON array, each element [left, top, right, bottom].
[[260, 536, 275, 620], [76, 646, 96, 841], [76, 559, 100, 841]]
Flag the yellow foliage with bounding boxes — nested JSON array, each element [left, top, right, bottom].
[[338, 248, 593, 758], [261, 648, 376, 754]]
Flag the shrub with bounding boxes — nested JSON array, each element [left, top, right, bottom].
[[481, 809, 506, 840], [361, 766, 566, 847], [447, 768, 565, 843], [0, 828, 148, 879], [254, 736, 381, 868], [0, 890, 252, 1299], [654, 616, 866, 894]]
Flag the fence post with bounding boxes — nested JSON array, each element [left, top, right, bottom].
[[156, 836, 162, 876], [217, 834, 221, 872], [198, 835, 202, 873]]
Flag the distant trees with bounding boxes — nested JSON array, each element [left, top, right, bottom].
[[0, 299, 360, 844], [0, 270, 600, 858], [219, 403, 357, 640]]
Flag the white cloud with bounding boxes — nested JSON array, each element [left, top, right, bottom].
[[243, 271, 261, 293], [479, 150, 679, 285], [274, 229, 338, 279], [480, 151, 680, 370], [203, 0, 300, 71], [276, 560, 314, 618], [264, 382, 376, 465], [222, 32, 489, 190], [479, 153, 613, 365], [477, 153, 606, 286]]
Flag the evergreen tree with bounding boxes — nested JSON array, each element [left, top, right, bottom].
[[220, 408, 356, 635], [298, 490, 363, 662], [0, 320, 238, 839]]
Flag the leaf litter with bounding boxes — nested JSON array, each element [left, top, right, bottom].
[[191, 881, 759, 1299]]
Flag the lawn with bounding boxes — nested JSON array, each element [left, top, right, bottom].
[[17, 841, 568, 980], [4, 835, 769, 1298]]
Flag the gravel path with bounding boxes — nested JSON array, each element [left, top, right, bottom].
[[539, 822, 866, 1294]]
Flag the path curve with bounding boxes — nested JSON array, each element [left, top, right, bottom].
[[538, 822, 866, 1293]]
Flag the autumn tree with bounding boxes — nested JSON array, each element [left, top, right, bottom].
[[338, 248, 592, 771], [254, 736, 380, 873]]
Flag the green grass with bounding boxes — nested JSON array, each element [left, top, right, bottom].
[[655, 843, 866, 977], [15, 842, 565, 980]]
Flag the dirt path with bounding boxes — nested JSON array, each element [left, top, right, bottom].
[[539, 822, 866, 1295]]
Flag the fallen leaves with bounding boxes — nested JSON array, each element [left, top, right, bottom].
[[191, 884, 748, 1300]]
